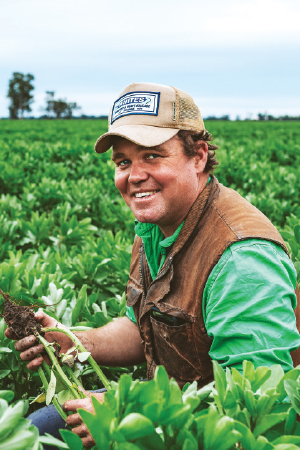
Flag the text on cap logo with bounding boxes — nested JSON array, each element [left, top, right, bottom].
[[111, 91, 160, 124]]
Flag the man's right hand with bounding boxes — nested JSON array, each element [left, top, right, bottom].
[[4, 310, 74, 370]]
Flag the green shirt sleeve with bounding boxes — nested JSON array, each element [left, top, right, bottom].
[[203, 239, 300, 373], [126, 304, 137, 323]]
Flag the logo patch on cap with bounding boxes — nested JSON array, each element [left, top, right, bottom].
[[111, 91, 160, 124]]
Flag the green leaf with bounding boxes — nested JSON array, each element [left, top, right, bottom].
[[72, 285, 87, 325], [0, 399, 8, 419], [273, 436, 300, 445], [213, 360, 227, 405], [57, 389, 77, 404], [0, 391, 14, 402], [0, 370, 11, 380], [26, 254, 39, 272], [143, 401, 162, 423], [0, 347, 12, 353], [117, 374, 132, 408], [281, 231, 294, 241], [0, 401, 27, 441], [277, 369, 300, 402], [196, 380, 214, 402], [39, 433, 69, 449], [136, 432, 166, 450], [204, 410, 241, 450], [252, 366, 271, 392], [284, 407, 297, 435], [154, 366, 170, 400], [236, 408, 251, 428], [253, 412, 287, 437], [284, 379, 300, 415], [256, 390, 280, 416], [118, 413, 155, 440], [0, 428, 36, 450], [182, 436, 198, 450], [78, 407, 111, 450], [60, 429, 83, 450], [243, 360, 256, 385], [46, 371, 56, 406], [113, 443, 141, 450], [30, 392, 46, 404], [77, 352, 91, 362], [294, 225, 300, 245], [182, 382, 200, 412], [271, 445, 300, 450], [261, 365, 284, 393], [289, 240, 299, 258], [233, 420, 258, 450], [168, 378, 182, 404], [231, 367, 243, 386], [79, 396, 114, 447], [244, 389, 257, 417], [160, 404, 190, 428]]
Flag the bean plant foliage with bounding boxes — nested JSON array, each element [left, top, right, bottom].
[[3, 361, 300, 449], [0, 119, 300, 448]]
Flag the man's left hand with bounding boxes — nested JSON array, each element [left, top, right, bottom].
[[63, 391, 105, 448]]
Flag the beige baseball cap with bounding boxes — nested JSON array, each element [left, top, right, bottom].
[[95, 82, 205, 153]]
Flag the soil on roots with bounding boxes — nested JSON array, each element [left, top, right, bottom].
[[1, 290, 43, 339]]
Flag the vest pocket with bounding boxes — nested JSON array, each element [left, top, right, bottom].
[[150, 315, 203, 383]]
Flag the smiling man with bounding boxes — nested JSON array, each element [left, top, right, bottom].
[[6, 82, 300, 448]]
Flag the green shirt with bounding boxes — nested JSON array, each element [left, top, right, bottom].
[[126, 226, 300, 373]]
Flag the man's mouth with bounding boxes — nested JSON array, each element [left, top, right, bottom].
[[134, 190, 159, 198]]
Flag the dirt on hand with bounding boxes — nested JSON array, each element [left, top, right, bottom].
[[1, 289, 44, 339]]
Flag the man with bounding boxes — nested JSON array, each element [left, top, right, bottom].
[[5, 82, 300, 447]]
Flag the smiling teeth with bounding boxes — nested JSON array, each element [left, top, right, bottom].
[[135, 191, 157, 198]]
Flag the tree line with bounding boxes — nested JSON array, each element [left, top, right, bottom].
[[7, 72, 81, 119], [6, 72, 300, 121]]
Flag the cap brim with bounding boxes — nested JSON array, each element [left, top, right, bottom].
[[94, 125, 180, 154]]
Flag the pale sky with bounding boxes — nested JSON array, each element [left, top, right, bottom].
[[1, 0, 300, 119]]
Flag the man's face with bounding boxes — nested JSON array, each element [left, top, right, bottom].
[[112, 135, 207, 237]]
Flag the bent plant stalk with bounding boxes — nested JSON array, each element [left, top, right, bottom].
[[41, 326, 111, 391], [38, 363, 68, 420], [32, 326, 111, 419]]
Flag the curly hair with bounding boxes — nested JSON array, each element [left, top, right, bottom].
[[177, 130, 219, 173]]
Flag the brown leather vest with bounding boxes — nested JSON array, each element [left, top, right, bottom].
[[126, 176, 300, 388]]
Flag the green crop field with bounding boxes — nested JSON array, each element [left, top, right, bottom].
[[0, 119, 300, 449]]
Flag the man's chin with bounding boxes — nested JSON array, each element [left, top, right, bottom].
[[133, 213, 162, 225], [135, 217, 158, 224]]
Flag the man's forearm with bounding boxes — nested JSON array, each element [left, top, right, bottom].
[[75, 317, 146, 367]]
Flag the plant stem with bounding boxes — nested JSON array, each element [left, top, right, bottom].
[[38, 365, 48, 389], [39, 365, 67, 420], [44, 361, 85, 398], [42, 326, 111, 390], [42, 360, 68, 390], [65, 365, 84, 390], [37, 333, 81, 399]]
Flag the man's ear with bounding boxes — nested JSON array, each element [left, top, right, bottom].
[[194, 140, 208, 173]]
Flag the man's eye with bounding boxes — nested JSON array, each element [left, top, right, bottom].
[[116, 159, 130, 167], [147, 154, 160, 160]]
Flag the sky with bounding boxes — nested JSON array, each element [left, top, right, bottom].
[[1, 0, 300, 119]]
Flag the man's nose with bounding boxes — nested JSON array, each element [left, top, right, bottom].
[[128, 161, 148, 183]]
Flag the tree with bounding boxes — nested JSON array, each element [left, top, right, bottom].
[[65, 102, 80, 118], [45, 91, 81, 119], [7, 72, 35, 119]]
